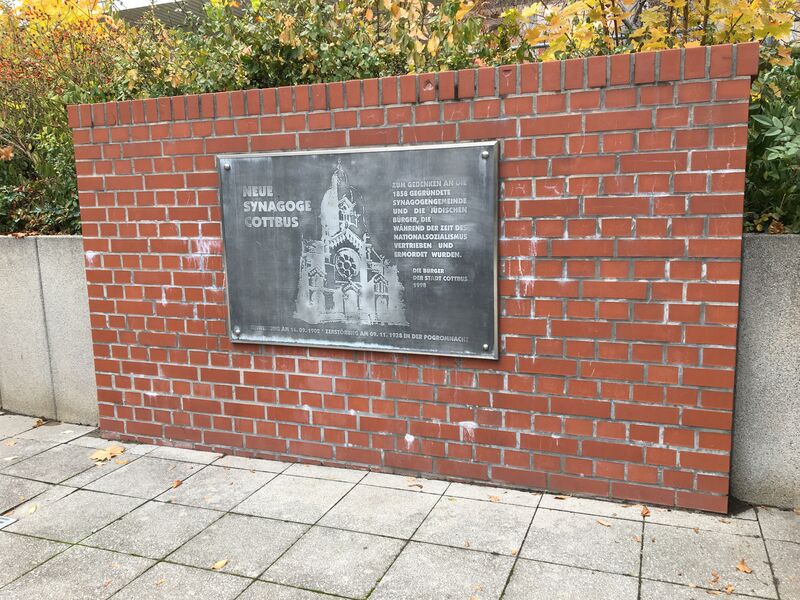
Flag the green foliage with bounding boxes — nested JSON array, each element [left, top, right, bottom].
[[1, 0, 799, 235], [114, 0, 494, 97], [745, 45, 800, 234]]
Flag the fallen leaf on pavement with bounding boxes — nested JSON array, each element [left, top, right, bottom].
[[156, 578, 166, 586], [641, 506, 650, 517], [736, 559, 752, 574], [710, 570, 720, 585], [553, 495, 568, 500], [724, 584, 735, 595], [90, 446, 125, 463], [793, 507, 800, 516], [488, 495, 501, 503], [596, 519, 611, 527], [211, 559, 228, 571], [114, 458, 129, 465], [33, 419, 45, 428], [2, 439, 16, 447], [171, 479, 182, 488], [693, 527, 700, 534], [719, 518, 731, 524], [28, 504, 37, 514]]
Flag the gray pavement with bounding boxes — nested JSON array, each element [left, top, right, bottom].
[[1, 412, 798, 600]]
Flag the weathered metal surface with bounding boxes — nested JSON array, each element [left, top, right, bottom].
[[218, 142, 498, 358]]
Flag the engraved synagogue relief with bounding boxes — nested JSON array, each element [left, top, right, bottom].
[[294, 160, 408, 326]]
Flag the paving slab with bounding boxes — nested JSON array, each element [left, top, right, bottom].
[[1, 443, 96, 483], [85, 456, 204, 499], [520, 508, 641, 575], [0, 545, 152, 600], [647, 506, 761, 536], [361, 471, 449, 495], [234, 474, 354, 524], [168, 513, 308, 577], [641, 579, 774, 599], [83, 500, 222, 559], [539, 493, 644, 521], [319, 484, 439, 538], [641, 523, 777, 598], [147, 446, 223, 464], [504, 559, 639, 600], [284, 462, 367, 483], [370, 541, 514, 600], [0, 473, 51, 513], [0, 414, 38, 438], [239, 582, 340, 600], [767, 538, 800, 600], [0, 437, 58, 467], [157, 465, 274, 510], [413, 495, 534, 555], [758, 506, 800, 543], [109, 561, 249, 600], [17, 422, 95, 443], [445, 482, 541, 507], [62, 455, 141, 488], [7, 489, 143, 543], [263, 526, 404, 598], [213, 454, 289, 473], [0, 531, 68, 587], [3, 484, 75, 520]]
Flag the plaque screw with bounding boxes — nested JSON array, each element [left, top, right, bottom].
[[482, 343, 490, 351], [223, 163, 231, 171], [232, 325, 241, 337], [481, 150, 489, 159]]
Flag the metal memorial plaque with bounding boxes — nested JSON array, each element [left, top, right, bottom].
[[218, 142, 498, 358]]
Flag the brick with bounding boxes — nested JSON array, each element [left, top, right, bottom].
[[583, 440, 643, 462], [621, 152, 687, 172], [634, 51, 656, 83], [586, 110, 651, 131], [736, 41, 760, 76], [521, 115, 581, 135], [587, 55, 607, 87]]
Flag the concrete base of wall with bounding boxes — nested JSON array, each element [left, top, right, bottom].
[[732, 234, 800, 509], [0, 236, 97, 425]]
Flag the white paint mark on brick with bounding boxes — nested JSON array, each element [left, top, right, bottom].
[[84, 251, 99, 266], [459, 420, 478, 440]]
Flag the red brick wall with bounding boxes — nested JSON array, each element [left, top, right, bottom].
[[70, 43, 758, 512]]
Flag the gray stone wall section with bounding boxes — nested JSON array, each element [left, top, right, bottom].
[[37, 237, 98, 425], [0, 237, 56, 418], [0, 236, 97, 424], [732, 234, 800, 509]]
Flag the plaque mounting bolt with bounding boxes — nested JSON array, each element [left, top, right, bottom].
[[482, 343, 490, 351], [232, 325, 241, 337], [481, 150, 489, 159], [223, 163, 231, 171]]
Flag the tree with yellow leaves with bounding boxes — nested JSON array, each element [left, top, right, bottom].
[[514, 0, 797, 59]]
